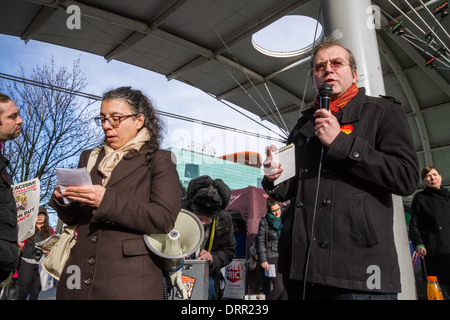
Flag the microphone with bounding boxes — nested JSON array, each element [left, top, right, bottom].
[[319, 83, 333, 111]]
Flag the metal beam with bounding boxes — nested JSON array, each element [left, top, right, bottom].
[[381, 29, 450, 99], [377, 34, 433, 166], [169, 0, 312, 79], [20, 5, 57, 42], [105, 0, 189, 62], [216, 55, 310, 106], [26, 0, 305, 111]]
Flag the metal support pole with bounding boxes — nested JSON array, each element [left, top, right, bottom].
[[321, 0, 385, 96], [321, 0, 417, 300]]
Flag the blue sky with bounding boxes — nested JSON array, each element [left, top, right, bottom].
[[0, 34, 285, 159]]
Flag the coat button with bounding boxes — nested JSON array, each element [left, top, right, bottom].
[[322, 167, 331, 174], [319, 241, 328, 248], [322, 199, 331, 206], [352, 152, 360, 158], [88, 257, 96, 265], [85, 277, 93, 285], [301, 168, 309, 174], [296, 201, 304, 208], [91, 235, 98, 243]]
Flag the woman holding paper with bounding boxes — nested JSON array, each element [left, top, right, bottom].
[[49, 86, 182, 300], [255, 198, 287, 300], [17, 206, 54, 300]]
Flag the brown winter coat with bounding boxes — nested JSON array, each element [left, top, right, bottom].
[[49, 148, 182, 299]]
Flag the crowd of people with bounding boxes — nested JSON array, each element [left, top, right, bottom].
[[0, 37, 448, 300]]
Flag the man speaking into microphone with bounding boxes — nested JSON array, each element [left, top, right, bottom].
[[262, 37, 419, 300]]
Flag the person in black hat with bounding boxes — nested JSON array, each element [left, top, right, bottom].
[[183, 175, 235, 299]]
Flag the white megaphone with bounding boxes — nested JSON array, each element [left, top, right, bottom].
[[143, 209, 204, 299]]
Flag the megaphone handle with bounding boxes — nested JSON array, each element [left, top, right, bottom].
[[176, 274, 188, 300]]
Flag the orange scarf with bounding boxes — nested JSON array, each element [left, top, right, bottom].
[[314, 84, 359, 115]]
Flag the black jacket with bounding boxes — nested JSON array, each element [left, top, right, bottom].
[[0, 154, 19, 276], [256, 216, 280, 263], [205, 209, 236, 279], [410, 187, 450, 256], [263, 88, 419, 293]]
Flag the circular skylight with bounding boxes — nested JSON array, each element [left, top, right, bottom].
[[251, 15, 323, 58]]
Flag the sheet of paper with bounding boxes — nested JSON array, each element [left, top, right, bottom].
[[35, 234, 61, 251], [55, 167, 93, 204], [264, 264, 277, 277], [271, 143, 295, 185], [12, 178, 40, 242]]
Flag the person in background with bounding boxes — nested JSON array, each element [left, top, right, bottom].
[[256, 198, 287, 300], [262, 37, 419, 300], [182, 175, 235, 299], [17, 206, 54, 300], [49, 86, 182, 299], [410, 166, 450, 299], [0, 93, 23, 289], [233, 219, 246, 258]]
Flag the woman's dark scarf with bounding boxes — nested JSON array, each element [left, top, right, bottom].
[[265, 211, 282, 236]]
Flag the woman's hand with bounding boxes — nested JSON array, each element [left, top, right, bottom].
[[62, 185, 106, 208], [417, 247, 427, 258], [53, 183, 63, 201], [198, 250, 214, 265]]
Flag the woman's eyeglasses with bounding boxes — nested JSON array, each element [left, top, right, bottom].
[[94, 114, 138, 127]]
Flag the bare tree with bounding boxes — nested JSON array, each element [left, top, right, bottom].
[[1, 58, 102, 206]]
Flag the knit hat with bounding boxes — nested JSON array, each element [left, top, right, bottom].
[[186, 175, 231, 217]]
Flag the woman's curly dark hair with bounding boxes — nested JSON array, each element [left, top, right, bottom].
[[102, 86, 165, 161]]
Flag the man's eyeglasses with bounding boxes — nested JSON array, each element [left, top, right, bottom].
[[270, 207, 281, 214], [313, 59, 349, 74], [94, 114, 139, 127]]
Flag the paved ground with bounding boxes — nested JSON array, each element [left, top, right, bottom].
[[1, 285, 56, 300], [38, 286, 56, 300]]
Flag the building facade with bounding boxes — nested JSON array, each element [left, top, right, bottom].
[[168, 147, 264, 191]]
